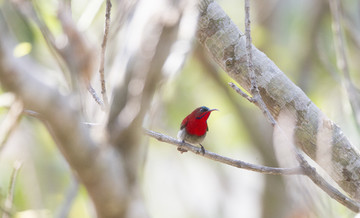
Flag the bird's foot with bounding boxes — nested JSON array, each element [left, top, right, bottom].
[[199, 144, 205, 155], [177, 140, 188, 154]]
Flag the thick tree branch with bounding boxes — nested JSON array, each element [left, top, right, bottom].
[[197, 0, 360, 201], [0, 35, 129, 218]]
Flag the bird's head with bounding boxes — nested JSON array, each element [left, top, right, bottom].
[[192, 106, 218, 120]]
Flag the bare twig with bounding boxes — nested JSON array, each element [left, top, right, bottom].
[[244, 0, 276, 126], [229, 82, 276, 124], [144, 129, 303, 175], [0, 99, 23, 152], [87, 85, 104, 108], [228, 82, 255, 103], [98, 0, 112, 108], [2, 161, 22, 218]]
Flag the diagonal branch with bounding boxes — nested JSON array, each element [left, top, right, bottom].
[[295, 151, 360, 213]]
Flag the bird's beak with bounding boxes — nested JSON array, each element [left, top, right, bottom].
[[209, 109, 219, 112]]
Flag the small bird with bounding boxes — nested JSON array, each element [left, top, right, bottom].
[[177, 106, 218, 154]]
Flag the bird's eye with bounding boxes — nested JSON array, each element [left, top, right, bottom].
[[200, 106, 209, 112]]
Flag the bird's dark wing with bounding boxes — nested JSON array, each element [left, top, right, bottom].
[[180, 116, 188, 130]]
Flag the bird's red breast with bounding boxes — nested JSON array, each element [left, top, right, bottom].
[[180, 106, 217, 136]]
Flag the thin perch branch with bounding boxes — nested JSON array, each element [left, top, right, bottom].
[[145, 129, 360, 212], [144, 129, 303, 175]]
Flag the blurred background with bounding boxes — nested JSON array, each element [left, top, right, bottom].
[[0, 0, 360, 217]]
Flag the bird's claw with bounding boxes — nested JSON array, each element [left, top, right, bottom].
[[200, 144, 205, 155], [177, 140, 188, 154], [177, 147, 188, 154]]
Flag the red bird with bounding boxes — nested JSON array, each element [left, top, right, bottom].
[[177, 106, 218, 154]]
